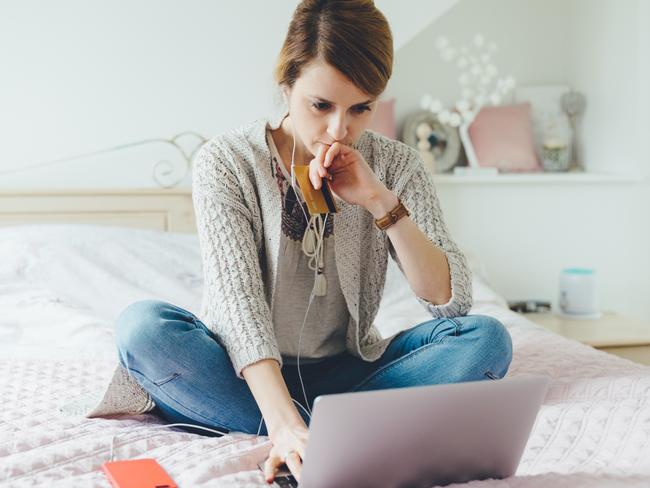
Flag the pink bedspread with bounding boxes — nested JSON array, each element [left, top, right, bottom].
[[1, 225, 649, 487]]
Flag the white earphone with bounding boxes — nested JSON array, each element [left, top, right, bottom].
[[283, 88, 330, 416]]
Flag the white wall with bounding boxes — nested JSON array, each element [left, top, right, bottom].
[[565, 0, 640, 175], [0, 1, 295, 188], [0, 0, 455, 189], [389, 0, 649, 321]]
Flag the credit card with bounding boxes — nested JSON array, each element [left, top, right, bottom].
[[292, 165, 338, 215]]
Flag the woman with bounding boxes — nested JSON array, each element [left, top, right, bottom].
[[102, 0, 513, 484]]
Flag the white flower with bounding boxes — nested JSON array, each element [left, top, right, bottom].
[[474, 34, 485, 47], [496, 78, 508, 93], [455, 99, 470, 112], [489, 93, 502, 105], [438, 109, 451, 124], [461, 109, 475, 122], [504, 76, 516, 90], [420, 94, 433, 110], [474, 93, 486, 106], [429, 99, 444, 113], [448, 112, 462, 127], [471, 65, 482, 76]]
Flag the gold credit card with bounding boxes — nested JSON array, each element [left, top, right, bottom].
[[292, 165, 338, 215]]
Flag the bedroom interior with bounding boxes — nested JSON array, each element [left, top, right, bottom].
[[1, 0, 649, 486]]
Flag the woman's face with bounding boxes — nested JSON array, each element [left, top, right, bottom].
[[284, 59, 378, 160]]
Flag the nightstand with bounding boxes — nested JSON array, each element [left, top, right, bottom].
[[525, 311, 650, 366]]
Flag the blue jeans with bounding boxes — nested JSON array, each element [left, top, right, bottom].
[[114, 299, 513, 436]]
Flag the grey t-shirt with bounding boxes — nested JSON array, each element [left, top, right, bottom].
[[266, 129, 349, 366]]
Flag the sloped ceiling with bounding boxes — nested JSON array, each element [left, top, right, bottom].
[[375, 0, 459, 51]]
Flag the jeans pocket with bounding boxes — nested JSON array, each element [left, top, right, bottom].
[[153, 372, 181, 386]]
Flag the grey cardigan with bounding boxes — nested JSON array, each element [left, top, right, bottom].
[[70, 107, 473, 419]]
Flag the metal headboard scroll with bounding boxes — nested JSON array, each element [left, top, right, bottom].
[[0, 131, 208, 189]]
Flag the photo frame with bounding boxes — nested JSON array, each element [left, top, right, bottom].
[[401, 110, 462, 173]]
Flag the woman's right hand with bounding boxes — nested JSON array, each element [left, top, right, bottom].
[[264, 419, 309, 484]]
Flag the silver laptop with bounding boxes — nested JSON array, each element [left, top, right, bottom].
[[260, 374, 550, 487]]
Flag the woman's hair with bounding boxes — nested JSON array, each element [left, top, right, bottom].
[[274, 0, 393, 98]]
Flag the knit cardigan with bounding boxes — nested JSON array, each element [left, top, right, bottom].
[[71, 108, 473, 419]]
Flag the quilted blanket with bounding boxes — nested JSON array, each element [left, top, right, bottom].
[[1, 224, 649, 487]]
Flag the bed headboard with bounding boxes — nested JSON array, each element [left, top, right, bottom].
[[0, 132, 206, 234], [0, 188, 197, 233]]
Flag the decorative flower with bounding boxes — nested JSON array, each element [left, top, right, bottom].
[[420, 34, 517, 127]]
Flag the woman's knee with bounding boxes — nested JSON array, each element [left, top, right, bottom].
[[459, 314, 513, 377], [114, 299, 171, 356]]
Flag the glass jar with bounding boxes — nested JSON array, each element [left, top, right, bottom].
[[541, 116, 571, 171]]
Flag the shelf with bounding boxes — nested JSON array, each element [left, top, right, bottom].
[[432, 171, 646, 185]]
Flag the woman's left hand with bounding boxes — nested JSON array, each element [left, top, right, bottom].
[[308, 142, 385, 209]]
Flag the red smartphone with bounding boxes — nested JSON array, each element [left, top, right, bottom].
[[102, 458, 177, 488]]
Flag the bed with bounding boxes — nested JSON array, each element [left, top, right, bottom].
[[1, 189, 650, 487]]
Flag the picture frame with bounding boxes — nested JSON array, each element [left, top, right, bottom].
[[401, 110, 462, 173]]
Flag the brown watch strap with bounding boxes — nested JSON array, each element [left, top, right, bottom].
[[374, 197, 410, 231]]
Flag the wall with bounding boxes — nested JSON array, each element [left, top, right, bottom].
[[0, 0, 456, 189], [565, 0, 640, 175], [388, 0, 649, 321]]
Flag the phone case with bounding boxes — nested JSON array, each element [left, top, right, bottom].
[[292, 165, 338, 215], [101, 458, 177, 488]]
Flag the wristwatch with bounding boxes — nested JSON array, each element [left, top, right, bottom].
[[374, 197, 410, 231]]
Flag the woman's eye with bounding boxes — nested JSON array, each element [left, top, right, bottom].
[[310, 102, 371, 113], [312, 102, 331, 111]]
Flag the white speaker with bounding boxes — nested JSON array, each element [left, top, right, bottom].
[[558, 268, 601, 319]]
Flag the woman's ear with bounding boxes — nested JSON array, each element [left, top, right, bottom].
[[281, 85, 291, 105]]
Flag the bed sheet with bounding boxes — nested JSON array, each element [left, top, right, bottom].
[[1, 224, 650, 487]]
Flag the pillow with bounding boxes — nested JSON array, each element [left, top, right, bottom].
[[368, 98, 396, 139], [468, 102, 541, 172]]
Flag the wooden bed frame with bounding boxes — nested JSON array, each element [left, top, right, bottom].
[[0, 188, 197, 234]]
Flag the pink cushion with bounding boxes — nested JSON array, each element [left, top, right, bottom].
[[369, 98, 396, 140], [468, 102, 541, 172]]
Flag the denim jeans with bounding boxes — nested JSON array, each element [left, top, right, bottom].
[[114, 299, 513, 436]]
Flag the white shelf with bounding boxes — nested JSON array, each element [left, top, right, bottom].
[[432, 171, 646, 185]]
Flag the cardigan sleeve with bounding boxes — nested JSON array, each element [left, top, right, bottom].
[[386, 143, 473, 318], [192, 141, 282, 379]]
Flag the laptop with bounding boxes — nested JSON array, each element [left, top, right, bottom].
[[258, 374, 549, 487]]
